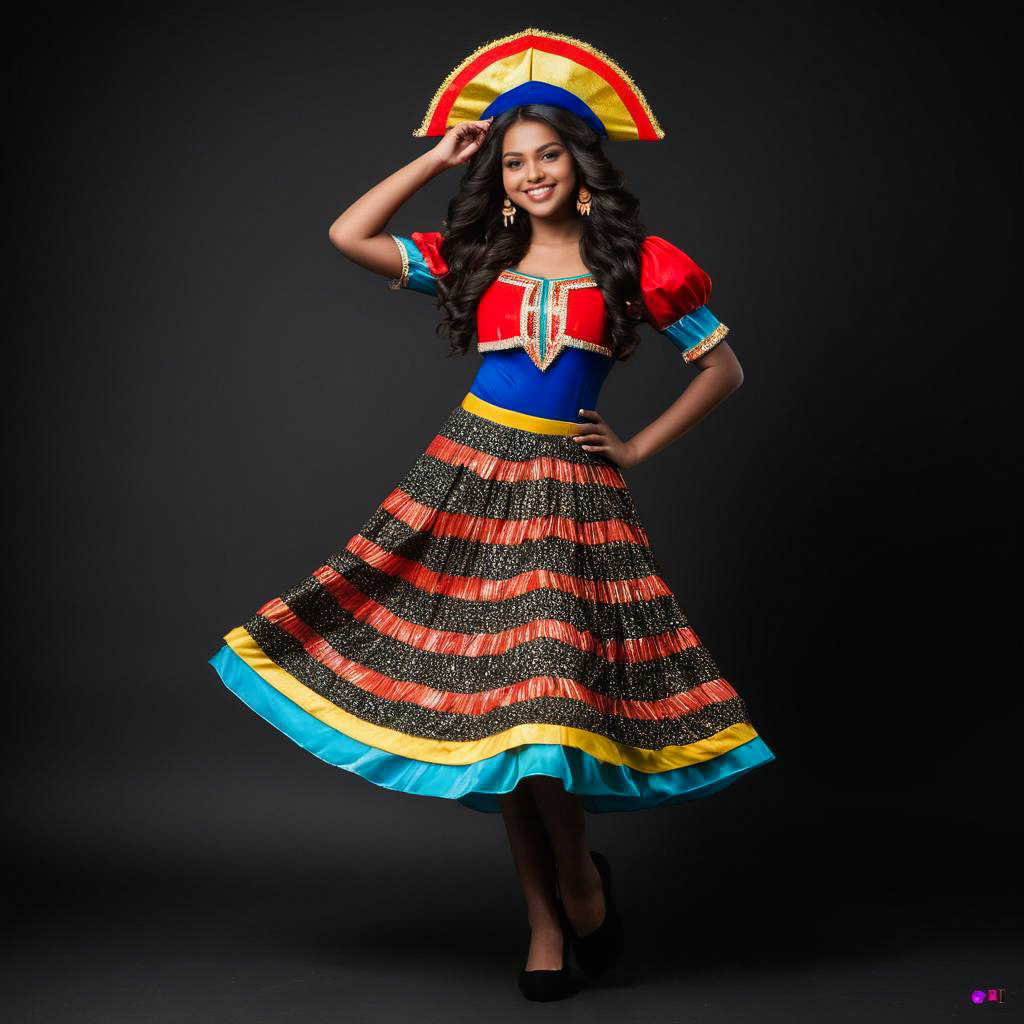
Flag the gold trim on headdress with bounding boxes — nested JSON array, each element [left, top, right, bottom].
[[413, 27, 664, 141]]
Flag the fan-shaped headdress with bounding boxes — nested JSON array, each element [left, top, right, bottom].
[[412, 28, 664, 141]]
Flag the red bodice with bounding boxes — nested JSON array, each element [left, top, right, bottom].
[[475, 269, 611, 371], [401, 231, 723, 371]]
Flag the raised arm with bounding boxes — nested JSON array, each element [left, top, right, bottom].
[[327, 118, 494, 280]]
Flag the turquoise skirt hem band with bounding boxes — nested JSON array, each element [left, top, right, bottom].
[[209, 642, 776, 814]]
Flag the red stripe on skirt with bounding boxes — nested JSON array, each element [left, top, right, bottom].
[[310, 564, 703, 661], [255, 595, 739, 721], [380, 488, 650, 547], [425, 433, 627, 487], [345, 534, 672, 603]]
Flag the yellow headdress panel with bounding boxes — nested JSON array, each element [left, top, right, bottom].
[[413, 28, 664, 141]]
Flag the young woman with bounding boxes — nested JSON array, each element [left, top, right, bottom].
[[209, 31, 775, 1003]]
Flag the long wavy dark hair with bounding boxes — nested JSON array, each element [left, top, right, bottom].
[[430, 104, 648, 361]]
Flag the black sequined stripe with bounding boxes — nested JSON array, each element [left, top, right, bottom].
[[310, 555, 693, 637], [269, 574, 725, 701], [387, 452, 644, 526], [244, 611, 752, 749], [433, 404, 610, 466], [347, 509, 662, 583]]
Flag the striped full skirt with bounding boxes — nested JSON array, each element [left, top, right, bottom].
[[208, 392, 775, 812]]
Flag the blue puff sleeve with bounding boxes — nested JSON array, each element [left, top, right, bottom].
[[386, 232, 446, 297]]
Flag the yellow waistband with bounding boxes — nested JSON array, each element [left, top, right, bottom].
[[461, 392, 579, 435]]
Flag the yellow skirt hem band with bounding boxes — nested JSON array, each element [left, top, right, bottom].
[[224, 626, 760, 773]]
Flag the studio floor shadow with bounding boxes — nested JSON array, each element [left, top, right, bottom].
[[3, 851, 1020, 1023]]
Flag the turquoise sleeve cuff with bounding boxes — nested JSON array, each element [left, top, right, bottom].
[[387, 234, 438, 297], [662, 304, 730, 362]]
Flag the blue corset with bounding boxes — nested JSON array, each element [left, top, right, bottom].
[[468, 347, 615, 422]]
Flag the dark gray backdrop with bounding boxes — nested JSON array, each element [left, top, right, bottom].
[[5, 2, 1018, 1021]]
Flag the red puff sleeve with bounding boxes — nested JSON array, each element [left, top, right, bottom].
[[410, 231, 449, 276], [640, 235, 729, 362], [387, 231, 449, 296]]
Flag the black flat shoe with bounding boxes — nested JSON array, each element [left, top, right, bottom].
[[517, 899, 574, 1002], [566, 850, 625, 981]]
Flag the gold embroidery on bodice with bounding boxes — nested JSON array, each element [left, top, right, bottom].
[[477, 270, 610, 372]]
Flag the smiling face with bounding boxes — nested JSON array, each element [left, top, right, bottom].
[[500, 119, 578, 222]]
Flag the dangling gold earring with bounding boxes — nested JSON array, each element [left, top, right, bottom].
[[576, 185, 592, 217], [502, 195, 516, 227]]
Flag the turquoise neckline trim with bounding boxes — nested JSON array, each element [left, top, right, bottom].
[[509, 267, 594, 282], [208, 642, 776, 814]]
